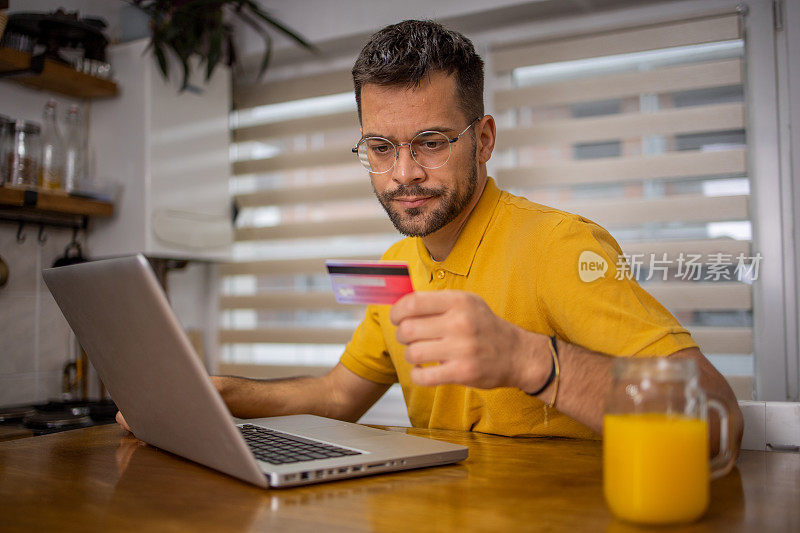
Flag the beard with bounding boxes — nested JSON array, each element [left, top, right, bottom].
[[373, 160, 479, 237]]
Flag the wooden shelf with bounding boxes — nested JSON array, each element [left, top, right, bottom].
[[0, 186, 113, 218], [0, 47, 117, 99]]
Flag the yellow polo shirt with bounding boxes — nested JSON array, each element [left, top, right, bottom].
[[340, 178, 697, 439]]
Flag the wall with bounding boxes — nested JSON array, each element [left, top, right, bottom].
[[0, 82, 90, 405], [0, 224, 81, 405], [168, 262, 219, 374]]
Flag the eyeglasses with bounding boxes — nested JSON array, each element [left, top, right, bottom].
[[352, 117, 480, 174]]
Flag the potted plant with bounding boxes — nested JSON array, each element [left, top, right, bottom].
[[126, 0, 315, 91]]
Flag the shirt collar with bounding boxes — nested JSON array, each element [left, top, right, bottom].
[[416, 177, 502, 277]]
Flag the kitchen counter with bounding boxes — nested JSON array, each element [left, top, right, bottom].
[[1, 424, 799, 531]]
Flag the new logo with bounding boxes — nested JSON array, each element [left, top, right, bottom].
[[578, 251, 608, 282]]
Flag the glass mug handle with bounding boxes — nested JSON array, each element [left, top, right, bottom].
[[708, 399, 731, 480]]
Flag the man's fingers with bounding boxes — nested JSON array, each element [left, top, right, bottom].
[[403, 338, 458, 365], [115, 410, 132, 433], [409, 360, 459, 387], [395, 313, 449, 344], [390, 290, 468, 325]]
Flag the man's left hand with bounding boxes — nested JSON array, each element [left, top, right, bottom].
[[390, 290, 546, 390]]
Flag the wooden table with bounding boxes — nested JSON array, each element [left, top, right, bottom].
[[0, 425, 798, 532]]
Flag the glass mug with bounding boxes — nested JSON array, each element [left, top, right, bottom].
[[603, 357, 730, 525]]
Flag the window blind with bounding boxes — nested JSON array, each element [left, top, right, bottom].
[[489, 13, 755, 398], [222, 66, 392, 369], [220, 12, 755, 400]]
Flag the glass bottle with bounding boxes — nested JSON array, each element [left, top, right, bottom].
[[6, 120, 41, 187], [63, 105, 86, 192], [0, 114, 11, 184], [40, 99, 64, 189]]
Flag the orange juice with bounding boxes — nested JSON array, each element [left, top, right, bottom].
[[603, 413, 709, 524]]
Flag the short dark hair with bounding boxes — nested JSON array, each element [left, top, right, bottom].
[[352, 20, 484, 124]]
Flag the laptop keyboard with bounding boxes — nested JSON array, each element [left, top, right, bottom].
[[239, 424, 363, 465]]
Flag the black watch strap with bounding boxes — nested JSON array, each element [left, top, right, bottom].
[[525, 335, 558, 397]]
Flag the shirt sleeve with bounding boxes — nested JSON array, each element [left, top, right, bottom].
[[536, 216, 698, 357], [339, 306, 399, 384]]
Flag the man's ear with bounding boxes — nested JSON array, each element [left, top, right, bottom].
[[476, 115, 496, 164]]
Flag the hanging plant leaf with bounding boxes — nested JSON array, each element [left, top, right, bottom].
[[153, 40, 169, 79], [206, 23, 224, 81], [233, 9, 272, 77], [125, 0, 314, 92], [244, 0, 317, 53]]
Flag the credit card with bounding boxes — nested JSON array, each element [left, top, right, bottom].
[[326, 260, 414, 305]]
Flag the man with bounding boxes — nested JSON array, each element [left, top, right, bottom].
[[119, 20, 742, 464]]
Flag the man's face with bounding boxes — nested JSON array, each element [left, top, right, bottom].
[[359, 72, 479, 237]]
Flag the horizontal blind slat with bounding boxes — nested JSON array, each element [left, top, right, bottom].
[[217, 363, 330, 378], [496, 102, 744, 148], [219, 255, 377, 276], [725, 376, 753, 400], [233, 69, 353, 109], [233, 111, 358, 141], [219, 328, 353, 344], [688, 326, 753, 354], [236, 179, 373, 207], [645, 282, 751, 311], [235, 216, 395, 241], [490, 14, 741, 72], [495, 58, 742, 110], [220, 292, 340, 309], [233, 145, 356, 175], [620, 239, 750, 263], [496, 148, 746, 188], [567, 193, 748, 226]]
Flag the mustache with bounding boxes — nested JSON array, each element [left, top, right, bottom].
[[379, 184, 444, 201]]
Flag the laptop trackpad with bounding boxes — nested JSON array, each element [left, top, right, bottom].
[[295, 424, 392, 444]]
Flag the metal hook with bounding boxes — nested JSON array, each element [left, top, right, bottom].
[[16, 222, 26, 244], [37, 224, 47, 245]]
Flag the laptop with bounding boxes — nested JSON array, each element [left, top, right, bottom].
[[42, 254, 468, 488]]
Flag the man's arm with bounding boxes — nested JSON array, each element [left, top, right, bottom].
[[517, 337, 742, 467], [392, 290, 742, 469], [214, 362, 390, 421], [116, 363, 390, 433]]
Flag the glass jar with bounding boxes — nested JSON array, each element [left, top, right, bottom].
[[4, 119, 41, 188], [603, 357, 730, 525]]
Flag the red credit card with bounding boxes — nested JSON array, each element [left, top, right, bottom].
[[326, 260, 414, 305]]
